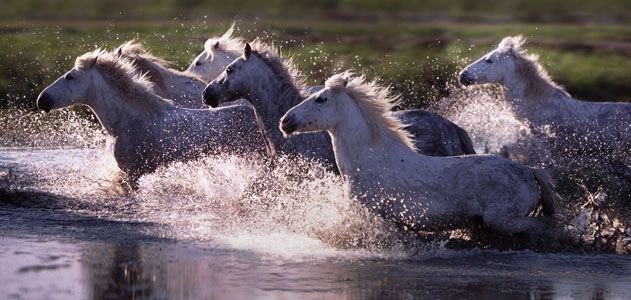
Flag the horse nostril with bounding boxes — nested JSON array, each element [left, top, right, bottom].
[[280, 116, 298, 135], [37, 92, 53, 112], [203, 87, 219, 108], [459, 71, 473, 86], [281, 116, 293, 125]]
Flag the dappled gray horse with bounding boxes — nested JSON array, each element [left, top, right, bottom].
[[186, 23, 245, 83], [203, 42, 475, 170], [460, 36, 631, 200]]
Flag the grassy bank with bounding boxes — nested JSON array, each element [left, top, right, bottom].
[[1, 18, 631, 110]]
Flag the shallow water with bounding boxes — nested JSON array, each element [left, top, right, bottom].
[[2, 147, 631, 299]]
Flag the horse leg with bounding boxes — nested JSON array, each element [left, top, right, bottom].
[[113, 170, 140, 193]]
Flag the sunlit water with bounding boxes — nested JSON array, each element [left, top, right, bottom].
[[2, 129, 631, 298]]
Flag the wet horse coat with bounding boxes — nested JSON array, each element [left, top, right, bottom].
[[115, 41, 207, 109], [203, 42, 475, 170], [281, 72, 557, 234], [37, 50, 267, 187], [459, 36, 630, 161]]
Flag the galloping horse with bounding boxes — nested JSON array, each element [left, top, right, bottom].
[[460, 36, 629, 157], [459, 36, 630, 200], [37, 50, 267, 188], [203, 42, 475, 170], [281, 72, 557, 234], [186, 23, 245, 82]]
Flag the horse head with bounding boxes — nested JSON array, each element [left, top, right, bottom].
[[459, 35, 526, 86]]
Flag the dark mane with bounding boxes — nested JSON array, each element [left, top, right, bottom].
[[249, 40, 309, 112]]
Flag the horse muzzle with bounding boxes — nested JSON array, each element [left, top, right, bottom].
[[202, 86, 220, 108], [36, 92, 54, 113], [279, 115, 298, 136], [459, 70, 475, 86], [279, 115, 299, 136]]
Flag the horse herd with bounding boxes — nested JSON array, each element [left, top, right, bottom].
[[36, 25, 630, 237]]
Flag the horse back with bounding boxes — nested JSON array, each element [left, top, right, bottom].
[[394, 109, 475, 156]]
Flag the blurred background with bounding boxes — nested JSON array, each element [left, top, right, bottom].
[[1, 0, 631, 110]]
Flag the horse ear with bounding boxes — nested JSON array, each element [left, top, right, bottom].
[[243, 43, 252, 60], [213, 41, 220, 49], [87, 56, 99, 69]]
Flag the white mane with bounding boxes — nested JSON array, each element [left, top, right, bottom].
[[75, 49, 174, 111], [203, 23, 244, 60], [498, 35, 569, 99], [326, 72, 416, 150]]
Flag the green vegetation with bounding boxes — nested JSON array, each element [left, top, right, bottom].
[[2, 0, 631, 108], [2, 18, 630, 110], [3, 0, 631, 23]]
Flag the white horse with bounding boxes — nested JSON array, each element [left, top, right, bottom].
[[280, 72, 557, 234], [36, 50, 267, 188], [459, 36, 630, 162], [186, 24, 244, 82], [114, 40, 207, 109], [203, 42, 475, 169], [186, 23, 328, 97]]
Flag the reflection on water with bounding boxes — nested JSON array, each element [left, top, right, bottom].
[[2, 148, 631, 299], [2, 235, 631, 299]]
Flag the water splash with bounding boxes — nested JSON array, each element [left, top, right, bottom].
[[431, 83, 631, 253], [0, 108, 107, 148], [1, 143, 433, 260], [434, 84, 532, 157]]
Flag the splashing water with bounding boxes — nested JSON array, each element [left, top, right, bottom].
[[432, 83, 631, 253], [0, 108, 107, 148], [435, 84, 533, 157], [3, 23, 631, 299], [1, 131, 417, 261]]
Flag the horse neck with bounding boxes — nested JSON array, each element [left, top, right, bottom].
[[160, 66, 206, 93], [329, 105, 420, 180], [208, 51, 237, 80], [502, 71, 567, 124], [84, 77, 164, 137], [250, 73, 301, 150]]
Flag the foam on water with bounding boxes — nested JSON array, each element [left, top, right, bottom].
[[1, 106, 422, 261], [435, 84, 530, 155], [3, 147, 428, 260], [0, 108, 107, 149]]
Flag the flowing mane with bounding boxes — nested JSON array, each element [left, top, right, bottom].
[[326, 72, 416, 150], [75, 49, 174, 111], [116, 40, 203, 90], [498, 36, 569, 99], [249, 40, 309, 112], [116, 40, 171, 67], [204, 23, 245, 59]]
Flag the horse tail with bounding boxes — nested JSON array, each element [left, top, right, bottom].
[[456, 126, 476, 155], [531, 168, 558, 216]]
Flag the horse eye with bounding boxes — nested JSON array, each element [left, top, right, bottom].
[[65, 73, 74, 80], [226, 67, 233, 74], [195, 60, 203, 66], [485, 58, 493, 64], [315, 97, 327, 103]]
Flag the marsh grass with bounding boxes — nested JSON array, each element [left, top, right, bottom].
[[1, 19, 630, 111]]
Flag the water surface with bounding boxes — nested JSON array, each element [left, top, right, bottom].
[[2, 148, 630, 299]]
